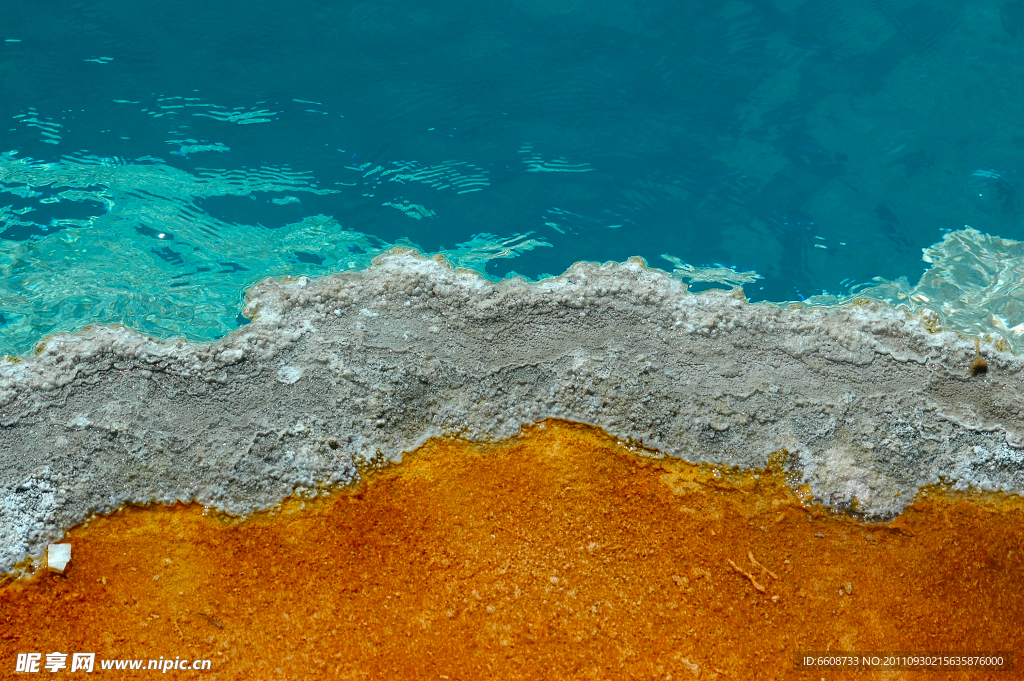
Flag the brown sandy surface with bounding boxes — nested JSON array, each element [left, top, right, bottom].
[[1, 420, 1022, 679]]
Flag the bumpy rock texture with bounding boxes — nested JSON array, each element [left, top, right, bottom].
[[2, 250, 1023, 573]]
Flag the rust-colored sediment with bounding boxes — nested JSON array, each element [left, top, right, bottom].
[[2, 420, 1022, 679]]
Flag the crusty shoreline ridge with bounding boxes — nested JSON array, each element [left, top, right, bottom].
[[2, 249, 1023, 573]]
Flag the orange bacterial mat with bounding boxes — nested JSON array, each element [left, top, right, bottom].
[[2, 420, 1022, 679]]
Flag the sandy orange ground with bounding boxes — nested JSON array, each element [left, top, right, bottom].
[[1, 420, 1022, 680]]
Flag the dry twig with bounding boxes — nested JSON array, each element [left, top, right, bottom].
[[196, 612, 223, 629], [727, 559, 765, 593], [748, 551, 778, 580]]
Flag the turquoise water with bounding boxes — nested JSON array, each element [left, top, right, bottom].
[[3, 0, 1024, 355]]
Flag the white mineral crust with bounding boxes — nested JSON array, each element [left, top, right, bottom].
[[1, 249, 1023, 573]]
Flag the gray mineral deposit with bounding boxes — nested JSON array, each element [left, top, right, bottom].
[[2, 249, 1023, 573]]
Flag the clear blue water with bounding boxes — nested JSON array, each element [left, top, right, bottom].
[[3, 0, 1024, 355]]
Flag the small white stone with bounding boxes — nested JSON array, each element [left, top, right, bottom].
[[276, 366, 304, 385], [48, 543, 71, 572], [66, 415, 91, 431]]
